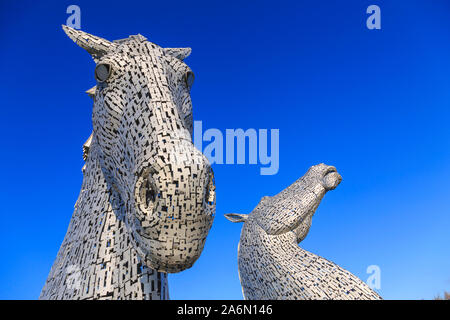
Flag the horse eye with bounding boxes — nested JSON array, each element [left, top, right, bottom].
[[95, 63, 111, 82], [184, 71, 194, 88]]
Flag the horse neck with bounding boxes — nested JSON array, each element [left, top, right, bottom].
[[40, 141, 169, 300], [271, 232, 380, 300]]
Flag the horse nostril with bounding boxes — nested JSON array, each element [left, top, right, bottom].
[[145, 180, 155, 207], [136, 172, 158, 215], [324, 166, 337, 176], [204, 168, 216, 207]]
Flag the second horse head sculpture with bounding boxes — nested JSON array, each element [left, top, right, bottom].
[[226, 164, 381, 300]]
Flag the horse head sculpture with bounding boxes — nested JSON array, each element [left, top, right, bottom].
[[226, 164, 381, 300], [63, 26, 215, 273]]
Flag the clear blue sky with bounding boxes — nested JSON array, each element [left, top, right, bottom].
[[0, 0, 449, 300]]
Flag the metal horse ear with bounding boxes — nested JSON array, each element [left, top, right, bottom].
[[62, 25, 191, 61], [62, 25, 114, 61], [224, 213, 248, 223], [164, 47, 192, 60]]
